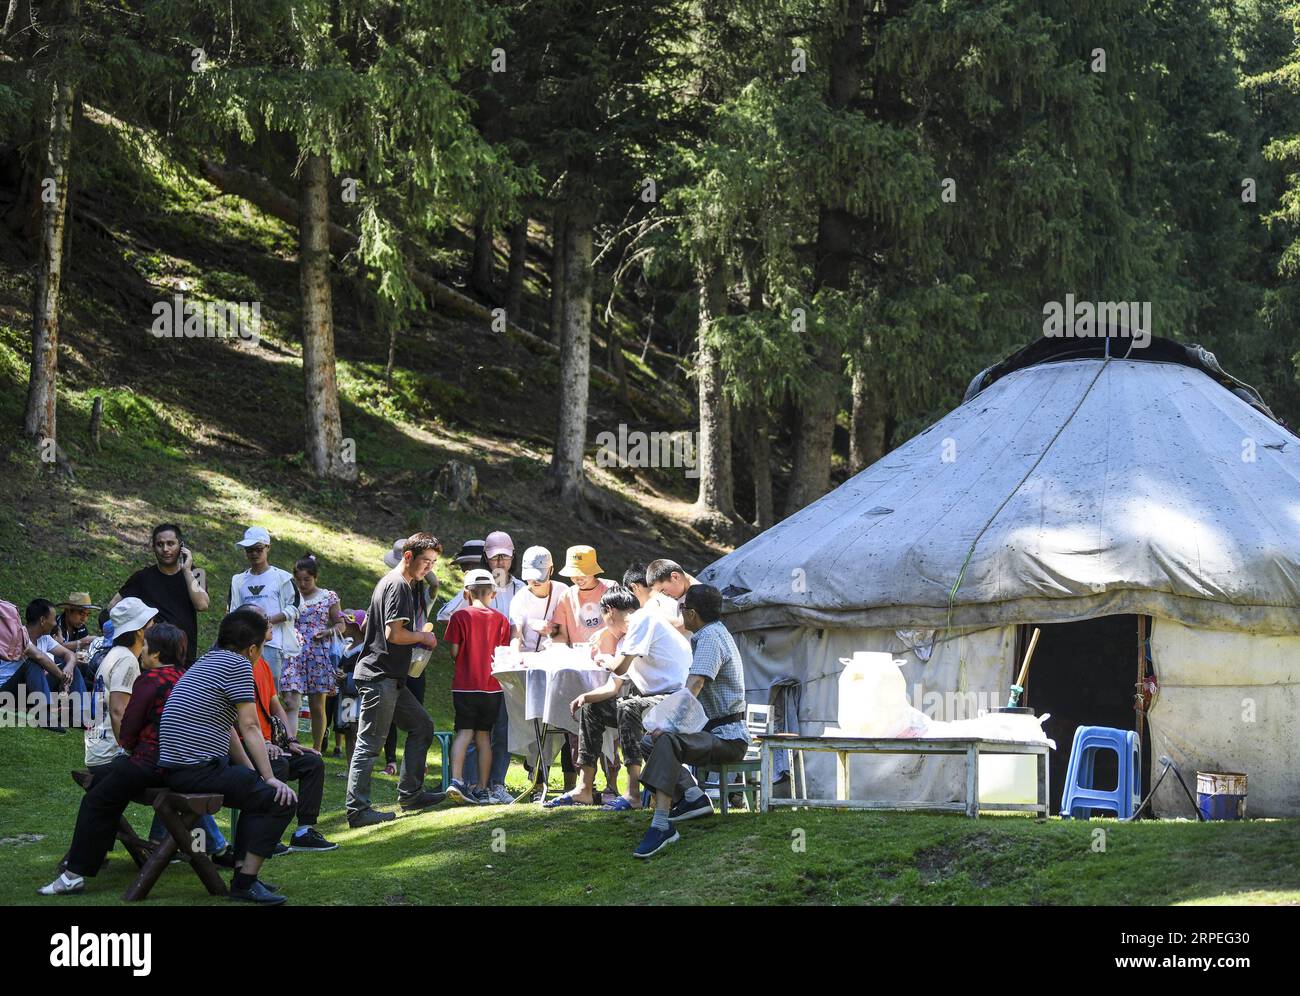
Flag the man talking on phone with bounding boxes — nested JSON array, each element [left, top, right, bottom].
[[109, 523, 209, 663]]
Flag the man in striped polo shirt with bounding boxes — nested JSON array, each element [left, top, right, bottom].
[[159, 609, 298, 904]]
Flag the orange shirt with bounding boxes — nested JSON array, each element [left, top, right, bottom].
[[252, 657, 277, 741]]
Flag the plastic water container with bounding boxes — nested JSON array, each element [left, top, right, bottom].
[[1197, 771, 1247, 820], [836, 652, 910, 737]]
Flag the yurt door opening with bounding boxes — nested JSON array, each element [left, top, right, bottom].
[[1019, 615, 1153, 814]]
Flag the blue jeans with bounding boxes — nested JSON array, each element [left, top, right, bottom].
[[148, 813, 227, 854], [0, 659, 86, 727], [464, 697, 509, 788], [262, 646, 283, 688]]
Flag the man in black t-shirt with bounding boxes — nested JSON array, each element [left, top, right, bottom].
[[344, 533, 444, 827], [109, 523, 209, 663]]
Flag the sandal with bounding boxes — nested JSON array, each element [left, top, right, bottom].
[[602, 797, 636, 811], [542, 792, 593, 809]]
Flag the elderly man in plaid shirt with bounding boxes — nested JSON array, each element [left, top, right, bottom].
[[634, 583, 750, 857]]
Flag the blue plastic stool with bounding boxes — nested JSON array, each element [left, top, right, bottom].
[[1060, 726, 1141, 819]]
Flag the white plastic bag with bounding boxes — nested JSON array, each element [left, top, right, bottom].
[[642, 689, 707, 735]]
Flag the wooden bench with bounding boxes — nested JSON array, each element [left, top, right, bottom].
[[757, 736, 1051, 818], [64, 770, 228, 901]]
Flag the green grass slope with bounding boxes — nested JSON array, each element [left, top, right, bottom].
[[1, 727, 1297, 906]]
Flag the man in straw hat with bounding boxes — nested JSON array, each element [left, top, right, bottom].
[[55, 593, 100, 653], [55, 592, 102, 687]]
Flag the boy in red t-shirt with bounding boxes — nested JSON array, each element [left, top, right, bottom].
[[443, 569, 511, 805]]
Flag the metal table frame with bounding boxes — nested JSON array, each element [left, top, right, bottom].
[[759, 735, 1050, 818]]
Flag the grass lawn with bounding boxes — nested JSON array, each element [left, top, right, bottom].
[[2, 724, 1298, 906]]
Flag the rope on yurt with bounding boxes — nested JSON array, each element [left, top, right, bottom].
[[945, 354, 1114, 631]]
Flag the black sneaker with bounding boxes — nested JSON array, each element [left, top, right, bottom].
[[399, 790, 447, 812], [668, 795, 714, 822], [288, 828, 338, 852], [272, 842, 290, 856], [348, 808, 396, 828], [211, 848, 237, 869], [229, 879, 286, 905]]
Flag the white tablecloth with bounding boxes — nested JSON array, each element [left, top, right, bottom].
[[494, 661, 617, 763]]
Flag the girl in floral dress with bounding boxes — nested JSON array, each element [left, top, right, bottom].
[[281, 554, 345, 752]]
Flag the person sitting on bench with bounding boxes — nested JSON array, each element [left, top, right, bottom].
[[157, 609, 299, 905], [38, 622, 207, 895], [243, 628, 337, 853], [633, 583, 750, 858]]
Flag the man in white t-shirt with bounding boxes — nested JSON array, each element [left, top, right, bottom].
[[228, 526, 301, 689], [85, 598, 158, 774], [646, 559, 698, 634], [544, 586, 690, 810], [509, 547, 569, 653], [622, 563, 679, 621]]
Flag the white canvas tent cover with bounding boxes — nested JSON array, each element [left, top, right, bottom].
[[702, 339, 1300, 638], [701, 337, 1300, 815]]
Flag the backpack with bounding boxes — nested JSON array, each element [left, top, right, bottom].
[[0, 599, 25, 661], [86, 637, 112, 676]]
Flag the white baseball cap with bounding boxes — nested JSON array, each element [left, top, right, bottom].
[[463, 568, 495, 588], [484, 530, 514, 559], [520, 546, 553, 582], [236, 526, 272, 547], [109, 597, 158, 639]]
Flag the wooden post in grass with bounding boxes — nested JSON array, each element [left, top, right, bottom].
[[89, 396, 102, 449]]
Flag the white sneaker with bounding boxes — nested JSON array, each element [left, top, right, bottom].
[[37, 873, 84, 896], [488, 784, 513, 805]]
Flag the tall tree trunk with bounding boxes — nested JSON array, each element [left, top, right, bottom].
[[547, 205, 593, 510], [384, 320, 398, 388], [548, 209, 568, 341], [471, 212, 494, 298], [784, 0, 864, 518], [24, 0, 78, 449], [849, 357, 886, 473], [3, 0, 42, 238], [1, 0, 27, 45], [605, 313, 630, 406], [749, 404, 774, 530], [693, 252, 734, 525], [299, 152, 355, 482], [505, 216, 528, 323]]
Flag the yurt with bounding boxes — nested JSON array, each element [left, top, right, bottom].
[[702, 336, 1300, 816]]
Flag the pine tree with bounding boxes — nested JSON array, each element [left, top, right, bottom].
[[22, 0, 81, 468]]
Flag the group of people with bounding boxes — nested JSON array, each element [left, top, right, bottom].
[[9, 519, 750, 905]]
